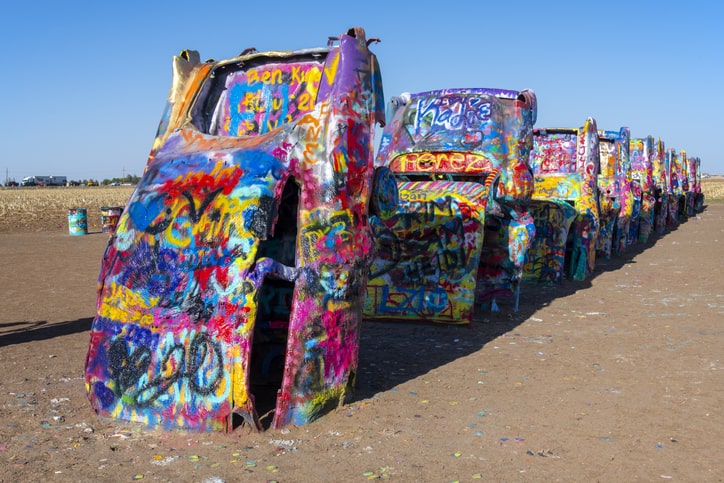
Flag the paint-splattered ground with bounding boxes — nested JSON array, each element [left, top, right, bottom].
[[1, 205, 722, 482]]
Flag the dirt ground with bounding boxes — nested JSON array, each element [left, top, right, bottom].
[[1, 204, 722, 482]]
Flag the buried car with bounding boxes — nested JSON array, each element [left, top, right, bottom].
[[679, 150, 691, 221], [629, 135, 657, 243], [84, 28, 387, 432], [688, 155, 704, 214], [364, 88, 537, 323], [524, 117, 601, 283], [652, 138, 669, 235], [665, 148, 684, 227], [596, 127, 632, 258]]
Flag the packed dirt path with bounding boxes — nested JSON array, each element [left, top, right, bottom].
[[1, 205, 722, 482]]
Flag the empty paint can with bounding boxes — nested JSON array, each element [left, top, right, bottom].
[[68, 208, 88, 236], [101, 206, 123, 234]]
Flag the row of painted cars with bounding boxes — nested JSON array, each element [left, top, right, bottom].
[[523, 123, 703, 284], [84, 28, 704, 432], [363, 104, 705, 322]]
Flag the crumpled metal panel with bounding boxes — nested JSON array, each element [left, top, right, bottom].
[[85, 27, 385, 431]]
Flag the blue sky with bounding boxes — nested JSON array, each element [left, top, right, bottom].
[[2, 0, 722, 182]]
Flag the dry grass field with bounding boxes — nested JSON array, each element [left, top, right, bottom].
[[701, 177, 724, 202], [1, 180, 722, 234], [0, 186, 135, 234]]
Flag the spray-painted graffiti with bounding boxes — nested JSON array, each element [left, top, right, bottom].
[[415, 95, 493, 133], [365, 181, 487, 323], [688, 155, 704, 213], [629, 136, 656, 243], [679, 151, 691, 222], [391, 152, 493, 174], [366, 88, 537, 322], [650, 145, 705, 230], [85, 28, 387, 432], [665, 148, 683, 228], [105, 330, 225, 408], [628, 179, 644, 244], [525, 118, 601, 282], [652, 138, 668, 235], [523, 200, 577, 284], [686, 154, 696, 216], [211, 63, 323, 136], [597, 127, 632, 258]]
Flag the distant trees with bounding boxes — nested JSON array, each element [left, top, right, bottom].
[[66, 175, 140, 187], [101, 174, 141, 186]]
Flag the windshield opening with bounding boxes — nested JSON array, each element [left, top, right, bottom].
[[192, 55, 327, 137]]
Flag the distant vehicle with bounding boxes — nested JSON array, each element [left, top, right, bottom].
[[4, 180, 19, 187], [86, 180, 99, 186], [110, 181, 121, 186], [21, 175, 67, 186], [22, 175, 50, 186]]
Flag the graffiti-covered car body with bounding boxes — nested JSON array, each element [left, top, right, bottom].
[[665, 148, 683, 227], [596, 127, 632, 258], [525, 117, 600, 283], [688, 155, 704, 213], [652, 138, 668, 235], [364, 88, 537, 323], [84, 28, 386, 432], [679, 150, 696, 218], [679, 150, 691, 221], [696, 158, 705, 213], [684, 154, 696, 216], [629, 136, 656, 243]]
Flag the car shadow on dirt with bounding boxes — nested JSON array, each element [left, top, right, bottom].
[[0, 318, 92, 348], [354, 224, 683, 401]]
